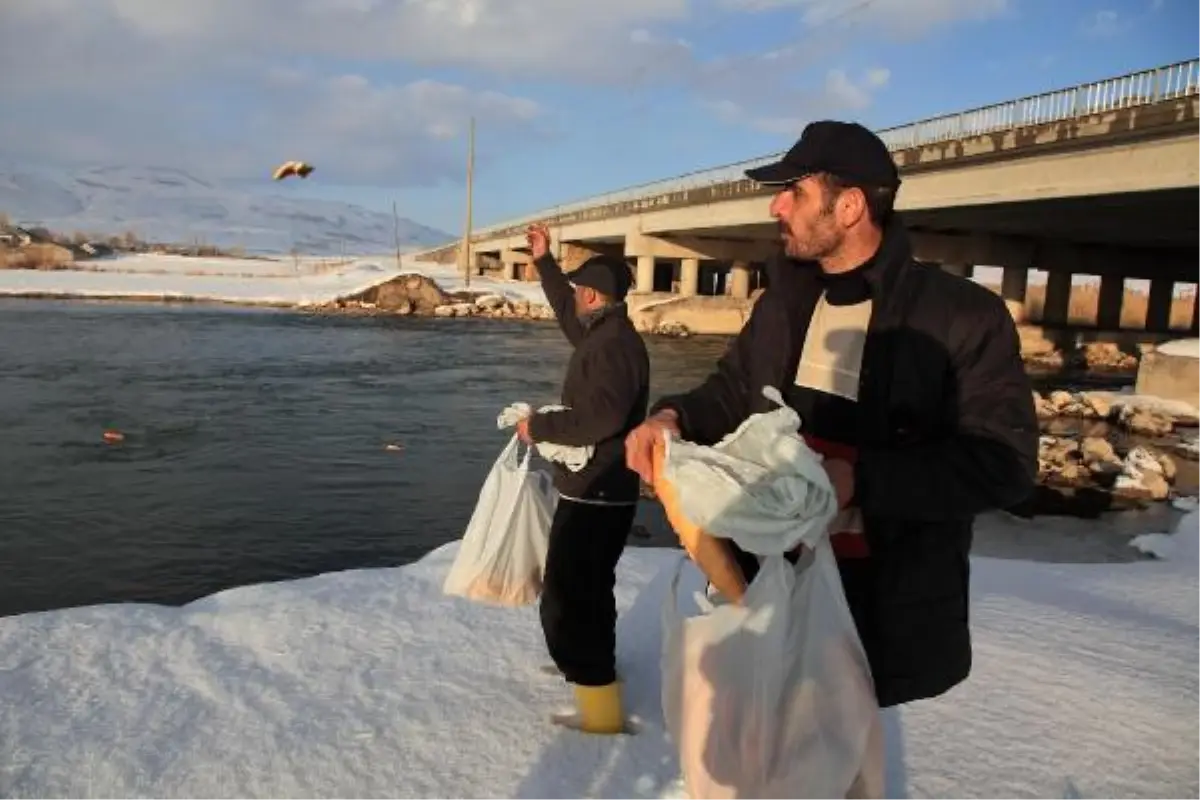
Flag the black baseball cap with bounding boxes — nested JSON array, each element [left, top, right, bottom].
[[744, 120, 900, 189], [571, 255, 633, 301]]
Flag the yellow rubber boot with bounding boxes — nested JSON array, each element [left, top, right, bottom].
[[560, 683, 626, 734]]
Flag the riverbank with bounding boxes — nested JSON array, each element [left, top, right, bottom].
[[1030, 388, 1199, 514]]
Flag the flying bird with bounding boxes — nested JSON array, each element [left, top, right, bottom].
[[272, 160, 314, 181]]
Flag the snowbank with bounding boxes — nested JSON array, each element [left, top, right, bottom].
[[62, 253, 329, 278], [1157, 339, 1200, 359], [1092, 389, 1200, 423], [403, 261, 549, 305], [1, 511, 1195, 798], [0, 255, 549, 308], [0, 258, 404, 306], [1130, 497, 1200, 560]]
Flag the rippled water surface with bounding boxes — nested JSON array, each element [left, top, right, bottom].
[[2, 299, 1185, 618], [0, 300, 730, 616]]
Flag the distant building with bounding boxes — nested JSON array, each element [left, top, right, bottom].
[[79, 241, 115, 258], [0, 226, 35, 246]]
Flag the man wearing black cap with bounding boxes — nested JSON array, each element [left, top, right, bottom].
[[515, 222, 649, 735], [625, 120, 1038, 711]]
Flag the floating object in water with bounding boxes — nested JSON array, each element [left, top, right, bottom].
[[102, 429, 125, 444], [272, 160, 314, 181], [384, 442, 403, 452]]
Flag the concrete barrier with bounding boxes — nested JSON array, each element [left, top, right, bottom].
[[1135, 339, 1200, 407]]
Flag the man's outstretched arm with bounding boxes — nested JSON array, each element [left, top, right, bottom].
[[532, 252, 585, 347]]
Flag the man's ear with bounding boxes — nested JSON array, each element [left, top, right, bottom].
[[837, 187, 868, 228]]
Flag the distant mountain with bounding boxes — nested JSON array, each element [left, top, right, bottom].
[[0, 164, 453, 256]]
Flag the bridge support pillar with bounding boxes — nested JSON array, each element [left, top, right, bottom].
[[500, 249, 529, 281], [1000, 266, 1029, 324], [1043, 271, 1073, 325], [1097, 275, 1125, 330], [729, 261, 752, 300], [635, 256, 655, 294], [941, 262, 974, 279], [680, 258, 700, 297], [1146, 279, 1175, 332]]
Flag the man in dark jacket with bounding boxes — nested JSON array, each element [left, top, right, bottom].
[[516, 222, 650, 734], [624, 120, 1039, 709]]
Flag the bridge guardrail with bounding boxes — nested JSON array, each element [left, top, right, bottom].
[[467, 58, 1198, 239]]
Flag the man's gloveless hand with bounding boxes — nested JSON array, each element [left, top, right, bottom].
[[624, 409, 681, 484], [525, 223, 551, 261]]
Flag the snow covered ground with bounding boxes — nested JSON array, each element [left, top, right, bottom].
[[62, 253, 340, 278], [1158, 338, 1200, 359], [406, 261, 549, 305], [0, 502, 1195, 798], [0, 255, 549, 307]]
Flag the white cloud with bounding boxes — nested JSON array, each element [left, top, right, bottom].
[[0, 0, 986, 185], [0, 66, 545, 187], [0, 0, 698, 186], [1, 0, 693, 88], [685, 0, 1002, 136], [703, 66, 891, 135], [717, 0, 1010, 37], [1081, 10, 1122, 37]]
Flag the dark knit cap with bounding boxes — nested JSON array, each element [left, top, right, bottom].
[[570, 255, 633, 301], [745, 119, 900, 189]]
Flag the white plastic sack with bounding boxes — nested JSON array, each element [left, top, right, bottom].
[[662, 549, 884, 799], [658, 387, 882, 798], [442, 434, 558, 606], [660, 386, 839, 556], [497, 402, 594, 472]]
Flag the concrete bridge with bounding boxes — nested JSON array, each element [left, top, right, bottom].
[[420, 59, 1199, 336]]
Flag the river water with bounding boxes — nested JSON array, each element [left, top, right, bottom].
[[0, 299, 1183, 618]]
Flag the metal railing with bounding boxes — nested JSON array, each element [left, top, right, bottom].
[[469, 58, 1198, 238]]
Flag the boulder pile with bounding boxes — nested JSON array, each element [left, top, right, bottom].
[[1038, 436, 1176, 501], [1033, 389, 1198, 438], [1033, 388, 1199, 504]]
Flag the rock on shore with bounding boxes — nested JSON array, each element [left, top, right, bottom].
[[1021, 338, 1141, 372], [303, 273, 557, 322], [1033, 388, 1199, 504]]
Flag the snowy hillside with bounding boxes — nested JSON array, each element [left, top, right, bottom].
[[0, 165, 452, 256]]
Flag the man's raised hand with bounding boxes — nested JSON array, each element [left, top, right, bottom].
[[526, 223, 551, 261]]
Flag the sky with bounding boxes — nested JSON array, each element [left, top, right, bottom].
[[0, 0, 1196, 234]]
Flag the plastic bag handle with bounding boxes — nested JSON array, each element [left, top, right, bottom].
[[497, 433, 534, 471]]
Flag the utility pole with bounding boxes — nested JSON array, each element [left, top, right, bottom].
[[392, 201, 402, 270], [459, 116, 475, 288]]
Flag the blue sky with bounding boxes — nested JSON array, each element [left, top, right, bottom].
[[1, 0, 1196, 234]]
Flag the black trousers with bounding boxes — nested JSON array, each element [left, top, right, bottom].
[[539, 498, 637, 687]]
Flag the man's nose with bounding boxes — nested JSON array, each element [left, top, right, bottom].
[[768, 190, 787, 219]]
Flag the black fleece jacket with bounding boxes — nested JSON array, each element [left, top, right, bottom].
[[650, 221, 1039, 707], [527, 253, 650, 503]]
